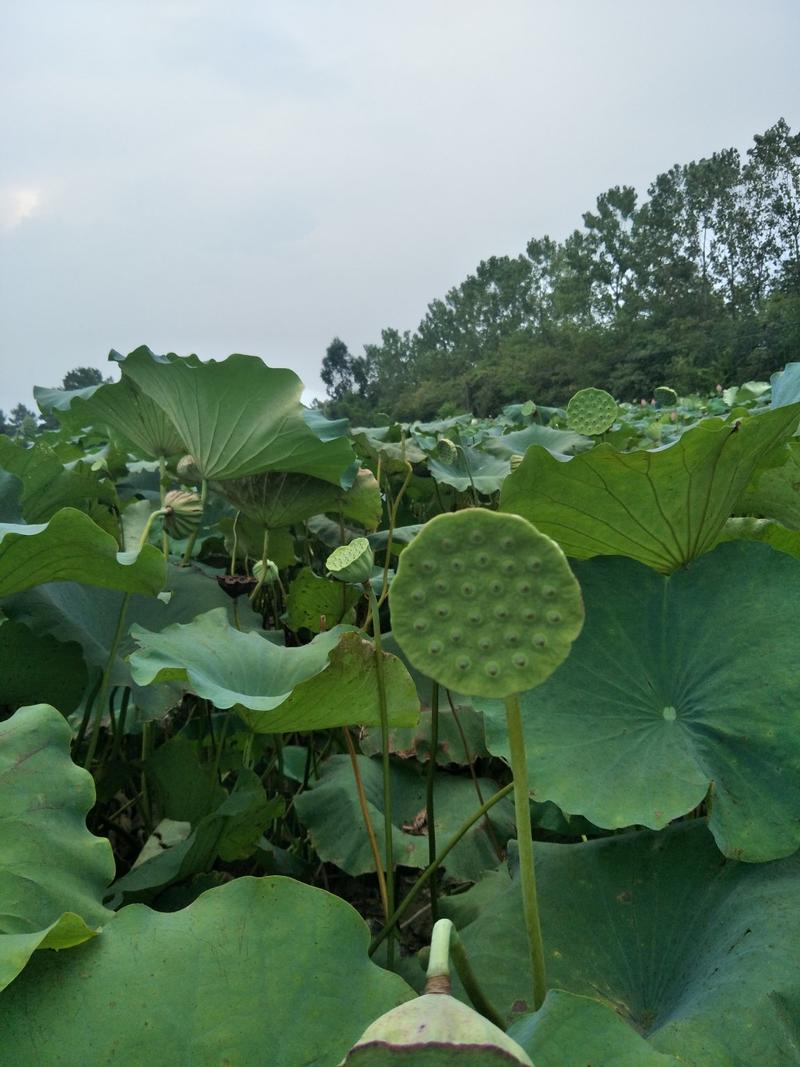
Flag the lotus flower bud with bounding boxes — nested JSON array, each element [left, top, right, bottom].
[[162, 490, 203, 539], [326, 537, 374, 585], [176, 454, 202, 483]]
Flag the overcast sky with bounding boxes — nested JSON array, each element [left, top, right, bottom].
[[1, 0, 798, 413]]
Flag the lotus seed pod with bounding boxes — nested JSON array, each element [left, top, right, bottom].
[[509, 453, 525, 472], [565, 387, 618, 435], [326, 537, 374, 584], [253, 559, 279, 586], [653, 386, 678, 408], [437, 438, 459, 464], [162, 490, 203, 539], [176, 454, 202, 483], [389, 509, 583, 699], [339, 993, 533, 1065]]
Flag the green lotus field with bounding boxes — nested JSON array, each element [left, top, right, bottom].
[[1, 347, 799, 1065]]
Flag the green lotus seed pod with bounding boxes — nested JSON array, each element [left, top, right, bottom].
[[565, 387, 618, 435], [509, 453, 525, 472], [437, 438, 459, 464], [326, 537, 374, 584], [339, 993, 533, 1065], [389, 509, 583, 699], [176, 454, 202, 483], [162, 490, 203, 539], [253, 559, 279, 586], [653, 386, 678, 408]]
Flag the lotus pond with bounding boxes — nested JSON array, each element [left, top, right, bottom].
[[1, 348, 799, 1065]]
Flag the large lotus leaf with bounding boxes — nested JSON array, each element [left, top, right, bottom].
[[0, 436, 117, 523], [145, 738, 227, 825], [0, 620, 87, 713], [483, 423, 593, 459], [238, 631, 420, 734], [107, 771, 280, 905], [0, 705, 114, 990], [360, 703, 489, 767], [359, 634, 489, 766], [285, 565, 361, 633], [0, 508, 165, 598], [508, 991, 680, 1067], [356, 431, 426, 472], [0, 876, 415, 1066], [717, 516, 800, 559], [36, 363, 187, 458], [735, 438, 800, 529], [129, 609, 419, 732], [294, 754, 514, 880], [771, 361, 800, 408], [500, 404, 800, 571], [339, 467, 383, 530], [480, 541, 800, 861], [117, 347, 355, 483], [219, 516, 297, 569], [2, 565, 258, 719], [215, 471, 343, 527], [428, 444, 510, 494], [0, 469, 23, 522], [442, 822, 800, 1066]]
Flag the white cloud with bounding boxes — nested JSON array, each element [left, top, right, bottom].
[[0, 186, 42, 229]]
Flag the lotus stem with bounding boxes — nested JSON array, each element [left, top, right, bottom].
[[427, 680, 440, 923], [344, 727, 390, 922], [369, 780, 514, 957], [504, 692, 547, 1011], [181, 477, 207, 565], [84, 592, 131, 768], [367, 581, 396, 965], [158, 454, 169, 557], [137, 507, 167, 552]]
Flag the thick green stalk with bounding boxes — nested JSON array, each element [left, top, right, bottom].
[[344, 727, 390, 922], [377, 460, 412, 608], [181, 477, 207, 565], [158, 454, 169, 557], [136, 506, 166, 551], [427, 680, 440, 923], [425, 917, 453, 986], [367, 582, 396, 965], [449, 929, 507, 1029], [424, 919, 504, 1022], [83, 592, 131, 768], [505, 692, 546, 1011], [370, 781, 514, 957]]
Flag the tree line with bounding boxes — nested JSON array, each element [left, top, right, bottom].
[[0, 367, 107, 439], [321, 118, 800, 421]]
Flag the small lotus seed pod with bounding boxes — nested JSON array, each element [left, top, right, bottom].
[[326, 537, 374, 584], [253, 559, 279, 586], [176, 454, 202, 483], [565, 387, 618, 435], [509, 453, 525, 472], [437, 438, 459, 464], [162, 490, 203, 539], [339, 993, 533, 1065], [653, 386, 678, 408]]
